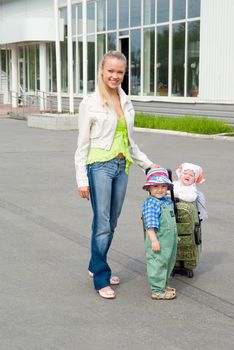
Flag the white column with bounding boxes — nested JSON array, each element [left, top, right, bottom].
[[11, 45, 18, 108], [67, 0, 74, 113], [54, 0, 62, 112], [82, 0, 87, 97], [39, 43, 47, 111]]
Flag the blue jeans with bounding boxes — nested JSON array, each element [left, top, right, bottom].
[[87, 158, 128, 290]]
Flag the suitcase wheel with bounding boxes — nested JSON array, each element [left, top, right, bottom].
[[187, 270, 194, 278]]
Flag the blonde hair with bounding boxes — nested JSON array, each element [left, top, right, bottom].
[[97, 51, 127, 108]]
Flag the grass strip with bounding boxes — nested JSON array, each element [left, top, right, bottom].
[[134, 114, 233, 135]]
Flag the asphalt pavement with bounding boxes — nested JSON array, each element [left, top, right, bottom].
[[0, 116, 234, 350]]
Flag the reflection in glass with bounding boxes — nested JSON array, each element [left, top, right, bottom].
[[157, 0, 169, 23], [187, 21, 200, 96], [78, 37, 83, 93], [188, 0, 200, 18], [108, 32, 117, 50], [157, 25, 169, 96], [72, 4, 76, 36], [119, 0, 129, 29], [131, 0, 141, 27], [144, 0, 155, 25], [61, 41, 68, 92], [78, 4, 82, 35], [29, 46, 36, 91], [107, 0, 116, 30], [88, 35, 95, 92], [87, 2, 95, 34], [172, 23, 185, 96], [73, 40, 76, 93], [130, 29, 141, 95], [48, 43, 57, 93], [97, 34, 106, 68], [173, 0, 186, 21], [143, 28, 155, 96], [60, 7, 67, 39], [97, 0, 106, 32]]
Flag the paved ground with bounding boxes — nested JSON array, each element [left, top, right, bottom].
[[0, 116, 234, 350]]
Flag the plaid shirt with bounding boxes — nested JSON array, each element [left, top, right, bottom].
[[142, 196, 173, 229]]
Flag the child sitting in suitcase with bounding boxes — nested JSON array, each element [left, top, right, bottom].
[[173, 162, 208, 221], [142, 168, 177, 300]]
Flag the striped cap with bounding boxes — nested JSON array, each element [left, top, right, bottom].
[[143, 167, 173, 190]]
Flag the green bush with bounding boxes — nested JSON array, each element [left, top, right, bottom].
[[134, 114, 233, 135]]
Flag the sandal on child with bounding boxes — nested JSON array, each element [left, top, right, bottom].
[[166, 286, 176, 293], [98, 287, 116, 299], [151, 290, 176, 300], [89, 271, 120, 285]]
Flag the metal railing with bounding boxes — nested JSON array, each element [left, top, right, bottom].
[[9, 89, 59, 117]]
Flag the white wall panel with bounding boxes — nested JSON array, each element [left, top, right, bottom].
[[199, 0, 234, 102], [0, 0, 57, 44]]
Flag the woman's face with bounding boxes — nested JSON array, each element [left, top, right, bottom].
[[101, 57, 126, 90]]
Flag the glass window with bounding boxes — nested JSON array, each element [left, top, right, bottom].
[[97, 0, 106, 32], [97, 34, 106, 68], [36, 46, 40, 90], [143, 28, 155, 96], [87, 2, 95, 34], [173, 0, 186, 21], [78, 37, 83, 93], [73, 39, 76, 94], [157, 0, 169, 23], [157, 25, 169, 96], [72, 4, 77, 36], [60, 41, 68, 93], [60, 7, 68, 39], [172, 23, 185, 96], [188, 0, 200, 18], [130, 29, 141, 95], [107, 0, 116, 30], [1, 49, 7, 72], [144, 0, 155, 25], [28, 46, 36, 91], [87, 35, 95, 92], [78, 4, 83, 35], [47, 43, 57, 93], [187, 21, 200, 96], [108, 32, 117, 50], [119, 0, 129, 29], [131, 0, 141, 27]]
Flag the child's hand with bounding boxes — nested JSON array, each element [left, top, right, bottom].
[[151, 239, 160, 252]]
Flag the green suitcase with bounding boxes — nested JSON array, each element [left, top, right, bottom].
[[173, 200, 202, 278]]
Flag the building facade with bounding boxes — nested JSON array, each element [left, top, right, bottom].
[[0, 0, 234, 112]]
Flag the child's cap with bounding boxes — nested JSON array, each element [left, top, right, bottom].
[[143, 167, 173, 190], [176, 162, 205, 184]]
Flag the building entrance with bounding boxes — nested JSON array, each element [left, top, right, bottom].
[[119, 38, 129, 95]]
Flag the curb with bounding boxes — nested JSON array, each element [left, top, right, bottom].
[[134, 127, 234, 141]]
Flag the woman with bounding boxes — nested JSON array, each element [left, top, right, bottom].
[[75, 51, 157, 299]]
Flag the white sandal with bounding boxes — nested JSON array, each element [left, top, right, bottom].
[[98, 288, 115, 299]]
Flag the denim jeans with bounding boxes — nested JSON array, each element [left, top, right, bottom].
[[87, 158, 128, 290]]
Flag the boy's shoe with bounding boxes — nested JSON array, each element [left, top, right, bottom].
[[151, 290, 176, 300], [166, 286, 176, 293]]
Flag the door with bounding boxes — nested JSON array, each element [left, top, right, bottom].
[[119, 37, 129, 94]]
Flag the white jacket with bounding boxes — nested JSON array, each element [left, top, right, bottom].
[[74, 87, 153, 187]]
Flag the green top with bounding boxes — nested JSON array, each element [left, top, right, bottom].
[[87, 117, 134, 173]]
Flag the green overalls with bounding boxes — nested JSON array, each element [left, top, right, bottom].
[[144, 197, 177, 294]]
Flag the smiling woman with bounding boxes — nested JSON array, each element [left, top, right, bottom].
[[74, 50, 158, 300]]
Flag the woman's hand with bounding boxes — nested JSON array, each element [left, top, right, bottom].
[[150, 163, 161, 169], [77, 186, 90, 200]]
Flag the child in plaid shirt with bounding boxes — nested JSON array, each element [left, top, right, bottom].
[[142, 168, 177, 300]]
